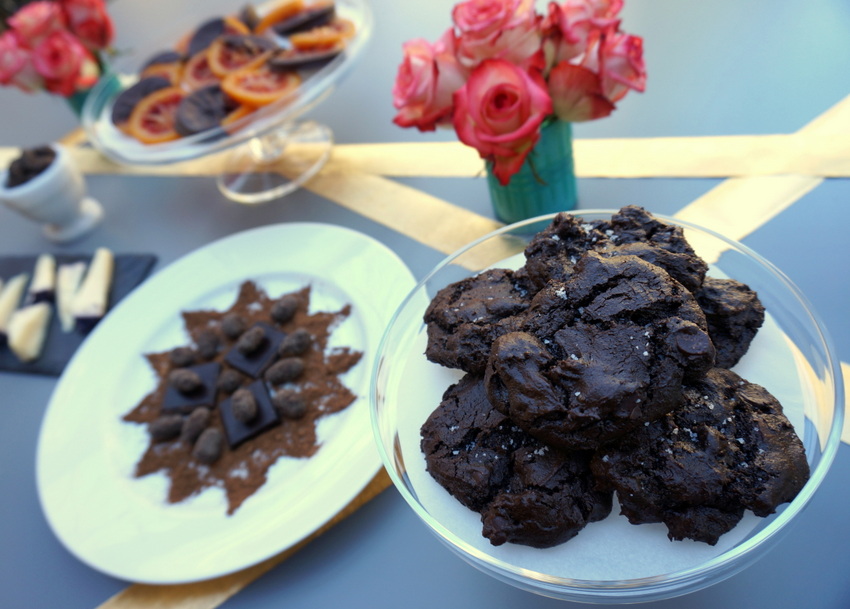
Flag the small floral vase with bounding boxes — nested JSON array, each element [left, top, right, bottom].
[[485, 118, 578, 225]]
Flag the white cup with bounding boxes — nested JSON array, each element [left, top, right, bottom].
[[0, 144, 103, 243]]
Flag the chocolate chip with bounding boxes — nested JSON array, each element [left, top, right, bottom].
[[271, 295, 298, 323], [265, 357, 304, 385], [236, 325, 266, 355], [676, 326, 711, 356], [272, 389, 306, 419], [216, 368, 243, 394], [169, 368, 203, 394], [196, 329, 220, 360], [278, 328, 311, 357], [169, 346, 197, 368], [231, 387, 258, 422], [222, 313, 247, 339], [671, 323, 716, 375], [193, 428, 223, 464], [180, 407, 211, 444], [149, 414, 184, 441]]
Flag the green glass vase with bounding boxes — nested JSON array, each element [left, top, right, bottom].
[[486, 118, 578, 225]]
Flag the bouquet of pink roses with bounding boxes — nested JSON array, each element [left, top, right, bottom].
[[391, 0, 646, 185], [0, 0, 114, 98]]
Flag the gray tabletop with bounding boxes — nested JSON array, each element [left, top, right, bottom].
[[2, 1, 850, 608]]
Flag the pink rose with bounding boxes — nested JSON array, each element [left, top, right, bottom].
[[453, 58, 553, 185], [542, 0, 623, 65], [548, 60, 614, 121], [59, 0, 115, 50], [453, 0, 539, 69], [458, 17, 542, 71], [32, 29, 97, 96], [392, 29, 468, 131], [0, 30, 44, 92], [597, 28, 645, 102], [453, 0, 536, 38], [7, 1, 66, 47]]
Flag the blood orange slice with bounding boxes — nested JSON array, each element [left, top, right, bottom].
[[289, 17, 354, 51], [141, 61, 184, 85], [221, 64, 301, 106], [254, 0, 306, 34], [181, 52, 219, 90], [126, 86, 186, 144], [207, 35, 275, 78]]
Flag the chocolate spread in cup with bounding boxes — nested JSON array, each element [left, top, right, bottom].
[[5, 146, 56, 188]]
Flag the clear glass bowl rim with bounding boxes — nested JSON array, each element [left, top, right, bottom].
[[369, 208, 845, 601]]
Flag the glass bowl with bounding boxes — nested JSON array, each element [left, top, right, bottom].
[[81, 0, 372, 203], [370, 209, 843, 603]]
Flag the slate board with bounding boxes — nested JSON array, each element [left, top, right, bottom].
[[0, 253, 157, 376]]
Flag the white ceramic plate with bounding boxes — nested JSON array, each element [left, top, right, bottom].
[[36, 223, 415, 584]]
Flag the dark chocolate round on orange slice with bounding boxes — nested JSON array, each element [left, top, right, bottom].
[[140, 50, 186, 84], [268, 44, 342, 71], [111, 76, 172, 125], [222, 34, 276, 57], [272, 2, 335, 35], [141, 50, 184, 70], [174, 84, 237, 136], [207, 34, 276, 77], [187, 15, 252, 56], [187, 17, 227, 56]]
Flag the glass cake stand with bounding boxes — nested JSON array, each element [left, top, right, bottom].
[[81, 0, 372, 204], [371, 210, 844, 603]]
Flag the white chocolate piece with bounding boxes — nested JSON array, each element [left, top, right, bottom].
[[26, 253, 57, 303], [70, 248, 114, 321], [56, 261, 87, 332], [7, 302, 52, 362], [0, 273, 29, 336]]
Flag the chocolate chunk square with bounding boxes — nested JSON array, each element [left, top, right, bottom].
[[224, 322, 285, 379], [161, 361, 220, 414], [218, 379, 280, 448]]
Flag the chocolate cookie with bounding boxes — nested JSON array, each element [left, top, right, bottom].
[[695, 277, 765, 368], [426, 208, 711, 378], [424, 268, 531, 374], [591, 368, 809, 545], [522, 206, 708, 294], [522, 211, 604, 290], [421, 374, 526, 511], [421, 374, 612, 548], [596, 205, 709, 293], [485, 252, 715, 450], [481, 443, 612, 548]]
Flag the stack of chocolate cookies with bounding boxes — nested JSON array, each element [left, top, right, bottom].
[[420, 206, 809, 548]]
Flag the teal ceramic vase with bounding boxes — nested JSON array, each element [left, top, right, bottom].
[[486, 118, 578, 224], [66, 69, 120, 118]]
